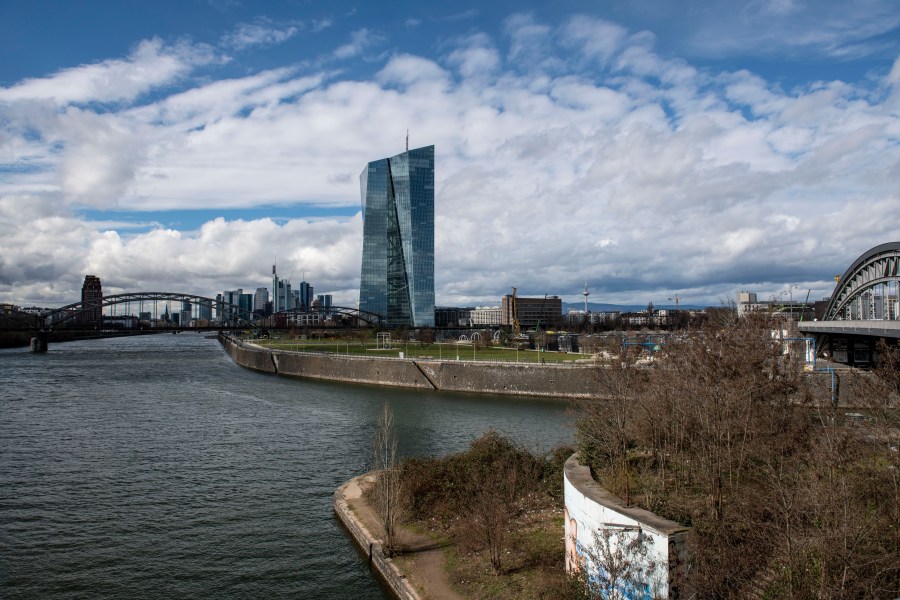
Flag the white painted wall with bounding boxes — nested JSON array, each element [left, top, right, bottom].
[[564, 458, 690, 599]]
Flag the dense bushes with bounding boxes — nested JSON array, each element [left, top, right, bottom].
[[399, 431, 570, 578], [575, 315, 900, 598]]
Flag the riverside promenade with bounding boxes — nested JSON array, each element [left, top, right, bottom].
[[334, 474, 463, 600]]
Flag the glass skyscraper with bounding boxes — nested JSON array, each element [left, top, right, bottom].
[[359, 145, 435, 327]]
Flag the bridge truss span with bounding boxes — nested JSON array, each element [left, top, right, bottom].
[[42, 292, 254, 329], [824, 242, 900, 321], [30, 291, 385, 332]]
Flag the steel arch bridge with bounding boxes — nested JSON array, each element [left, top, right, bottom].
[[799, 242, 900, 366], [822, 242, 900, 321], [26, 292, 385, 331], [41, 292, 255, 329]]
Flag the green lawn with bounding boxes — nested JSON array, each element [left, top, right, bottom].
[[252, 339, 592, 364]]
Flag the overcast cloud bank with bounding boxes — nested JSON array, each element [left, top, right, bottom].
[[1, 5, 899, 308]]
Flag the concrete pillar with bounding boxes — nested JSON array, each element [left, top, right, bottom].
[[30, 332, 48, 353]]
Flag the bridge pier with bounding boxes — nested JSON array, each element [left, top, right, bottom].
[[30, 331, 48, 353]]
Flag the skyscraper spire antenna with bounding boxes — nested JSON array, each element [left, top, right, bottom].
[[406, 129, 409, 152]]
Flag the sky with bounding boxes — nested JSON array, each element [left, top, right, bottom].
[[1, 0, 899, 310]]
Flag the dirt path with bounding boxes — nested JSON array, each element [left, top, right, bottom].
[[343, 474, 464, 600]]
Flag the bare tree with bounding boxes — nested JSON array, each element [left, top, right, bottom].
[[372, 402, 401, 556], [575, 313, 900, 597], [576, 345, 644, 505]]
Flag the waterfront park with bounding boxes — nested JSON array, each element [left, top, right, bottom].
[[252, 336, 594, 364]]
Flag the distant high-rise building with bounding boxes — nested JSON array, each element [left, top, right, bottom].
[[221, 289, 252, 322], [198, 299, 212, 321], [298, 280, 314, 309], [240, 293, 253, 317], [80, 275, 103, 326], [253, 287, 269, 314], [181, 299, 192, 327], [359, 145, 435, 327], [272, 265, 293, 313]]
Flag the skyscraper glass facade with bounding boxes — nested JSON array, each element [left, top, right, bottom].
[[359, 145, 435, 327]]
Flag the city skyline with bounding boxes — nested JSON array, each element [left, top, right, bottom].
[[1, 1, 899, 308]]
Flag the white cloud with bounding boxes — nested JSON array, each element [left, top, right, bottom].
[[888, 55, 900, 86], [2, 13, 899, 308], [447, 34, 501, 81], [311, 19, 332, 33], [58, 108, 147, 207], [333, 28, 383, 60], [561, 15, 628, 66], [222, 21, 299, 50], [503, 13, 557, 70], [684, 0, 900, 59], [377, 55, 450, 88], [0, 38, 217, 105]]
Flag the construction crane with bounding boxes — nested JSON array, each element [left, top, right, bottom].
[[799, 289, 811, 321], [511, 287, 521, 335], [668, 294, 681, 308]]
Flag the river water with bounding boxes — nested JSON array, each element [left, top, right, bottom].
[[0, 333, 572, 598]]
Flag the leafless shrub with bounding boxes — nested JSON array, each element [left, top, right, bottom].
[[575, 314, 900, 597], [372, 402, 401, 556]]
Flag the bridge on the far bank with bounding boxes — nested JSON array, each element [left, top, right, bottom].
[[799, 241, 900, 367], [1, 291, 385, 351]]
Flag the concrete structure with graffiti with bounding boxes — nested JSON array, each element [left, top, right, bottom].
[[564, 454, 690, 599]]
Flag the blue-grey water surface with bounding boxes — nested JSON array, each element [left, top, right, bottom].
[[0, 334, 572, 598]]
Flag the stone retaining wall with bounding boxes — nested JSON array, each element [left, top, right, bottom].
[[333, 476, 419, 600], [220, 336, 872, 405], [221, 336, 277, 373], [274, 351, 435, 390], [220, 335, 598, 398], [423, 360, 597, 397]]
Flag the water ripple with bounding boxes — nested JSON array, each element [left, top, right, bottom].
[[0, 334, 570, 598]]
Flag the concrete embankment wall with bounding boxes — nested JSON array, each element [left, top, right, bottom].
[[273, 351, 436, 390], [220, 336, 875, 405], [333, 475, 419, 600], [422, 360, 597, 398], [222, 335, 278, 373], [220, 335, 597, 398]]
